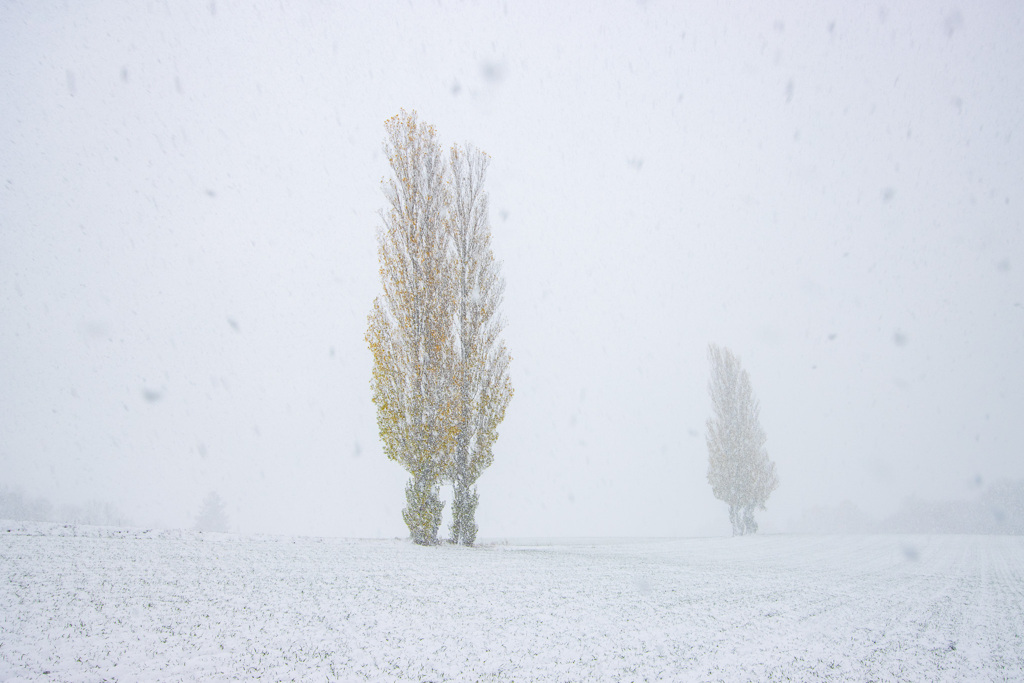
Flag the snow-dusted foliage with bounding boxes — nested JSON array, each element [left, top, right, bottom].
[[705, 344, 778, 535], [367, 111, 511, 546], [447, 145, 512, 546], [193, 491, 229, 533], [367, 111, 454, 546]]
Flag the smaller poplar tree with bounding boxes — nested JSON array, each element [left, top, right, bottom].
[[705, 344, 778, 535], [447, 144, 513, 546]]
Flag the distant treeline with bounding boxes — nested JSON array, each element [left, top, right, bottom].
[[795, 479, 1024, 535], [0, 486, 131, 527]]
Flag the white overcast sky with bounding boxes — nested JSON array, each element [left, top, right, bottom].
[[1, 1, 1022, 537]]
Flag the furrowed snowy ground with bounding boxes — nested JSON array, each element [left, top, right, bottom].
[[1, 522, 1021, 681]]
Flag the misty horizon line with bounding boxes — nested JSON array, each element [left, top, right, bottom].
[[3, 479, 1021, 537]]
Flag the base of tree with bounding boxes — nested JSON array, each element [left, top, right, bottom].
[[402, 476, 443, 546], [450, 483, 479, 546], [729, 504, 761, 535]]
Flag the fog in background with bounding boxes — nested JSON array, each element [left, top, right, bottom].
[[2, 2, 1022, 537]]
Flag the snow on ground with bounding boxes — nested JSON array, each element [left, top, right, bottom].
[[1, 522, 1021, 681]]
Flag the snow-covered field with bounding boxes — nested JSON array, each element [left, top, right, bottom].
[[1, 522, 1021, 681]]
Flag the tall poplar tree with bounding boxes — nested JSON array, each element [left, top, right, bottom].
[[366, 112, 512, 546], [705, 344, 778, 535], [366, 110, 455, 545]]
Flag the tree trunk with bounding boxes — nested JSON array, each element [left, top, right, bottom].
[[743, 506, 758, 535], [451, 468, 479, 546], [402, 470, 443, 545]]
